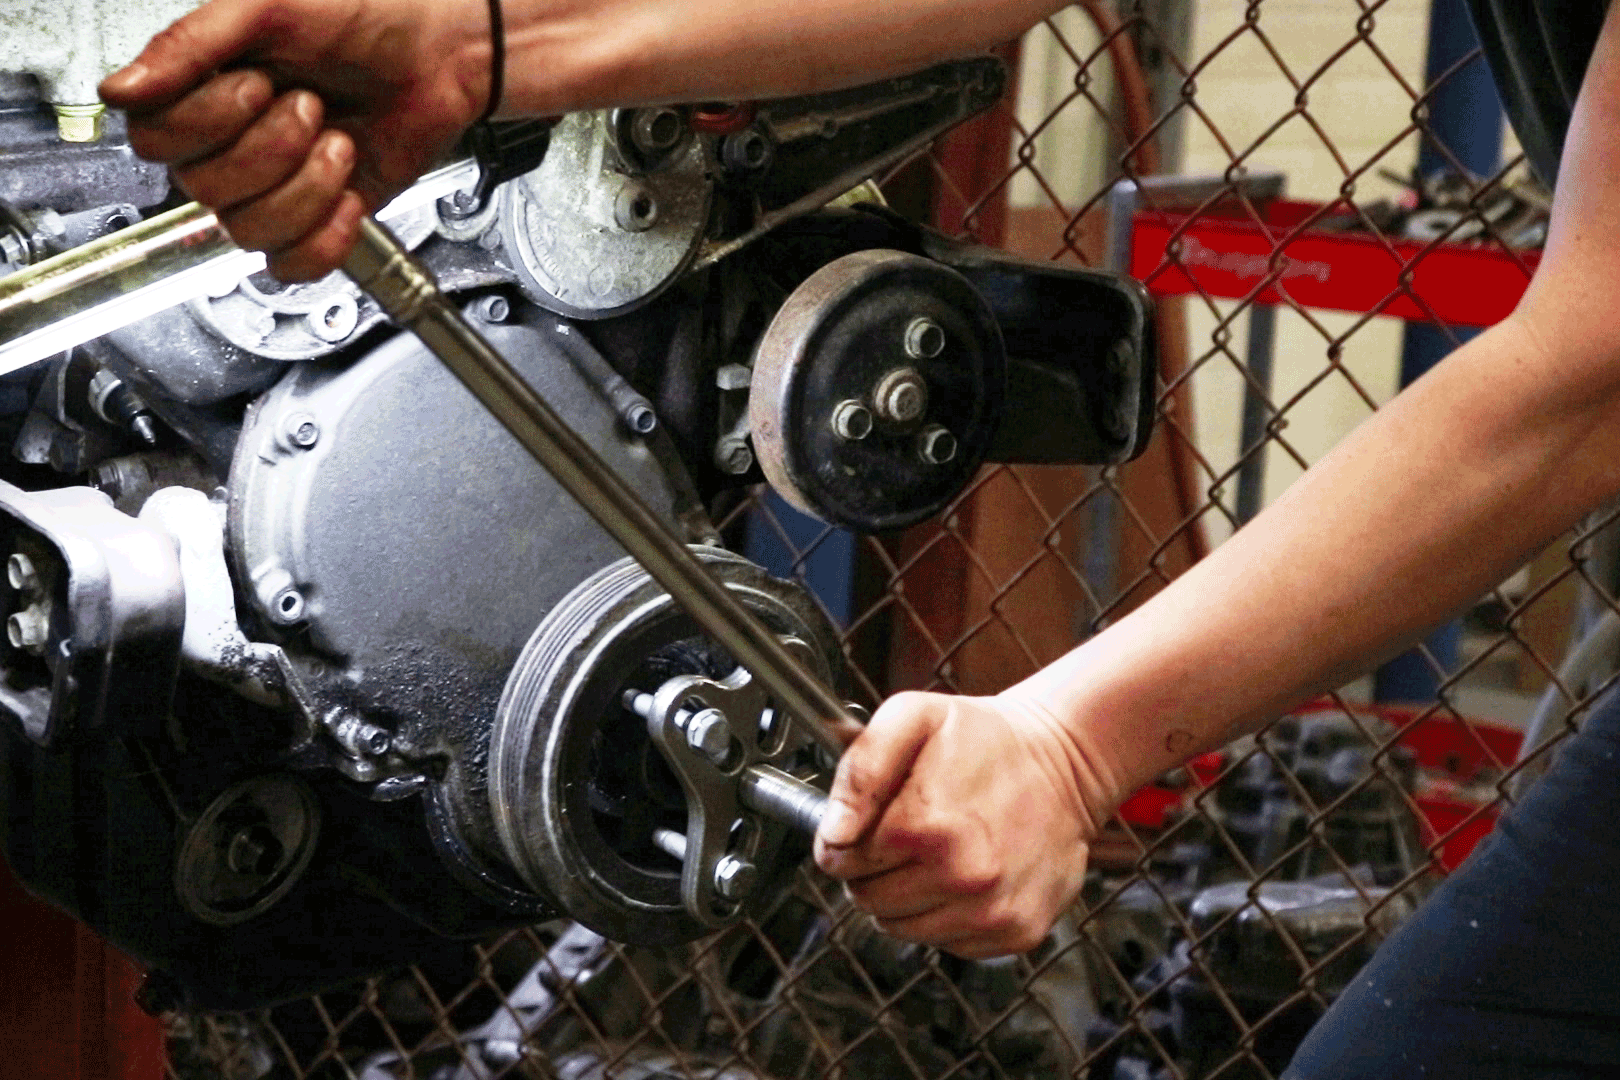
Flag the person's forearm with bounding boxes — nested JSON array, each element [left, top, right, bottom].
[[1010, 312, 1620, 806], [493, 0, 1068, 116], [1010, 0, 1620, 811]]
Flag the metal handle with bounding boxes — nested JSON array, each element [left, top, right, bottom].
[[342, 217, 860, 759], [739, 763, 829, 834]]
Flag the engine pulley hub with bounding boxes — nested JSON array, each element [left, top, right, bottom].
[[486, 549, 841, 944], [749, 248, 1006, 531]]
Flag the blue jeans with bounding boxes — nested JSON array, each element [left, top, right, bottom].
[[1284, 688, 1620, 1077]]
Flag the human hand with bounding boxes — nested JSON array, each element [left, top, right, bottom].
[[99, 0, 490, 281], [813, 690, 1112, 958]]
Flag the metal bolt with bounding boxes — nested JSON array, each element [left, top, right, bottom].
[[916, 424, 958, 465], [722, 128, 773, 174], [716, 437, 754, 475], [7, 553, 37, 593], [286, 413, 320, 449], [873, 367, 929, 424], [7, 607, 47, 650], [714, 854, 758, 901], [269, 587, 306, 625], [905, 317, 947, 360], [226, 827, 270, 876], [686, 707, 734, 766], [652, 828, 689, 862], [830, 400, 874, 441], [631, 107, 686, 154], [624, 403, 658, 435], [475, 295, 511, 324], [55, 103, 105, 143], [0, 232, 25, 269], [306, 296, 358, 342], [614, 183, 659, 232]]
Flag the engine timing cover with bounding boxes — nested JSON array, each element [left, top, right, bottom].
[[227, 314, 684, 767]]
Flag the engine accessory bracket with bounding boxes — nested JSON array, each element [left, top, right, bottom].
[[0, 481, 184, 746]]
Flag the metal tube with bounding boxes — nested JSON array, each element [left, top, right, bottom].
[[0, 159, 478, 375], [739, 763, 828, 835], [343, 217, 858, 758]]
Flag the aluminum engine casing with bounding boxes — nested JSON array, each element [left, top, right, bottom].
[[227, 307, 692, 859]]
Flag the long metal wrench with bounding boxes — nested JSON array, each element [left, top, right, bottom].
[[343, 217, 860, 761]]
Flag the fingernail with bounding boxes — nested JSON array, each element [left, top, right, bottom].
[[236, 74, 264, 111], [818, 800, 860, 847], [322, 132, 352, 167], [294, 91, 320, 128], [102, 62, 148, 96]]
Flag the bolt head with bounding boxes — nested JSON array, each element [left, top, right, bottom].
[[7, 553, 36, 592], [714, 854, 758, 901], [476, 295, 511, 324], [917, 425, 958, 466], [615, 183, 659, 232], [905, 317, 947, 360], [830, 400, 874, 441], [269, 587, 306, 625], [285, 413, 320, 449], [686, 708, 734, 766], [6, 608, 46, 650], [55, 104, 105, 143], [226, 828, 269, 876], [631, 107, 686, 153], [625, 404, 658, 435], [873, 368, 929, 424], [716, 438, 754, 475]]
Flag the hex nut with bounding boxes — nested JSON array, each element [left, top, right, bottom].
[[55, 104, 105, 143], [830, 400, 874, 441], [686, 708, 734, 766], [714, 854, 759, 901], [904, 317, 947, 360], [873, 367, 929, 424], [917, 425, 958, 465], [716, 437, 755, 475]]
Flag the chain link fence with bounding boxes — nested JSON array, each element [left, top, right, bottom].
[[166, 2, 1589, 1077]]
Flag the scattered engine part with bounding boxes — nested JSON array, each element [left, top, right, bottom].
[[1081, 711, 1432, 1080], [751, 248, 1006, 530], [172, 881, 1095, 1080]]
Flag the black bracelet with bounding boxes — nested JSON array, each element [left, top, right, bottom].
[[480, 0, 504, 123]]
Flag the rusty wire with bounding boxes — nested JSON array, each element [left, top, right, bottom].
[[167, 4, 1584, 1079]]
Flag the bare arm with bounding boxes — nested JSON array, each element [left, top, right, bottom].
[[812, 0, 1620, 956], [97, 0, 1065, 280]]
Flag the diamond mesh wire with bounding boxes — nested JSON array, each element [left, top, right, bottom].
[[167, 3, 1587, 1078]]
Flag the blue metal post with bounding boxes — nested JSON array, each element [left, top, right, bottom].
[[1373, 0, 1504, 703]]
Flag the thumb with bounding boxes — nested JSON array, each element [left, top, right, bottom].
[[815, 692, 940, 850], [101, 0, 270, 107]]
